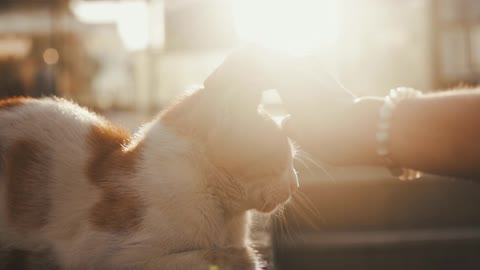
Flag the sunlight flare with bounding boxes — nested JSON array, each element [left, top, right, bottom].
[[233, 0, 338, 56]]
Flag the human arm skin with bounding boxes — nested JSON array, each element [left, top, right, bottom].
[[204, 47, 480, 179], [285, 89, 480, 179], [390, 89, 480, 179]]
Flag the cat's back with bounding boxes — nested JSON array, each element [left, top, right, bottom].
[[0, 96, 102, 211], [0, 97, 142, 268], [0, 97, 101, 142], [0, 97, 99, 183]]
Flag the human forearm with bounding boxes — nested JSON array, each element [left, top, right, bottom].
[[344, 90, 480, 178], [388, 90, 480, 178], [290, 87, 480, 179]]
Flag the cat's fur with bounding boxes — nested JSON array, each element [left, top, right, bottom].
[[0, 61, 297, 269]]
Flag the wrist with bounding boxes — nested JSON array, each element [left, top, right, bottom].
[[282, 96, 383, 166], [376, 88, 423, 180]]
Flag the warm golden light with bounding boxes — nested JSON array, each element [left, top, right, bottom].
[[116, 1, 149, 51], [70, 0, 151, 51], [233, 0, 338, 56]]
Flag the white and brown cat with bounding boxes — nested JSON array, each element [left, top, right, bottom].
[[0, 53, 298, 269]]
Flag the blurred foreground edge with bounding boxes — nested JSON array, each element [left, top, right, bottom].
[[273, 173, 480, 270]]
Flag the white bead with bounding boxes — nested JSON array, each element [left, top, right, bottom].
[[376, 131, 388, 142], [377, 87, 423, 180], [376, 147, 389, 156]]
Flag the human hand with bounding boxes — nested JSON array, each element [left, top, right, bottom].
[[206, 47, 379, 165], [258, 55, 368, 165]]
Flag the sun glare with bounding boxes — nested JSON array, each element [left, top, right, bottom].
[[70, 0, 151, 51], [116, 2, 149, 51], [233, 0, 338, 56]]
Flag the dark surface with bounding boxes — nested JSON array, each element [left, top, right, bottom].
[[273, 174, 480, 270], [275, 239, 480, 270]]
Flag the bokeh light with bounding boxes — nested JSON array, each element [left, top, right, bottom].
[[43, 48, 59, 65]]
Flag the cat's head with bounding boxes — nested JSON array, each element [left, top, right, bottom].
[[160, 50, 298, 213], [202, 97, 298, 214]]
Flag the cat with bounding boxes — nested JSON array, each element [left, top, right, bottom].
[[0, 52, 298, 270]]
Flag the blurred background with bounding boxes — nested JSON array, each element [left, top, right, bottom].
[[2, 0, 480, 269], [2, 0, 479, 114]]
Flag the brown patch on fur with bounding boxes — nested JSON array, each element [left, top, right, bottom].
[[5, 140, 51, 230], [87, 123, 145, 233], [0, 97, 29, 110]]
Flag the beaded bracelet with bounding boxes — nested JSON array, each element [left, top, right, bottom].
[[377, 87, 423, 180]]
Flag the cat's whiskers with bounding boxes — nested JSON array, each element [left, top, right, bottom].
[[260, 193, 274, 213], [290, 191, 323, 230], [270, 204, 296, 244], [295, 191, 322, 220], [294, 150, 335, 182], [268, 188, 325, 243], [279, 205, 296, 243], [294, 154, 314, 176]]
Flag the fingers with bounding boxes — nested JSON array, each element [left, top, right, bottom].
[[204, 47, 355, 120]]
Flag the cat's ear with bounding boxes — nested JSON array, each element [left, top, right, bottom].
[[204, 47, 274, 92], [203, 47, 276, 113]]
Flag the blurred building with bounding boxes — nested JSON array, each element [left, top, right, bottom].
[[0, 0, 478, 109]]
